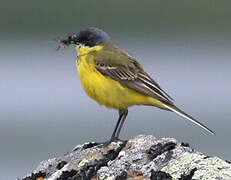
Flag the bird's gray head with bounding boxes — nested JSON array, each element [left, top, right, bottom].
[[58, 27, 110, 48]]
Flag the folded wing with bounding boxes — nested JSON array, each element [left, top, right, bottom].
[[95, 59, 174, 105]]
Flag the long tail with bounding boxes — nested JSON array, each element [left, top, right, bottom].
[[163, 104, 215, 135]]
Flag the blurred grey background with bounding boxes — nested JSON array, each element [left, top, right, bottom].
[[1, 1, 230, 179]]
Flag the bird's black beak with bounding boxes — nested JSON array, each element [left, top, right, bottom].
[[57, 33, 79, 51]]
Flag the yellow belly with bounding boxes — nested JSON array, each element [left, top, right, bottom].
[[76, 55, 167, 110]]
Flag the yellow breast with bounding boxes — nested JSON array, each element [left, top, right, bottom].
[[76, 45, 167, 110]]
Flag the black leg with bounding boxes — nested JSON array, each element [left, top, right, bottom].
[[115, 110, 128, 140], [110, 111, 124, 142]]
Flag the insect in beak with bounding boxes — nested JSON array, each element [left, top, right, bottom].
[[56, 33, 79, 51]]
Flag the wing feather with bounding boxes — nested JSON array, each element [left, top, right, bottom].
[[95, 60, 174, 105], [137, 72, 174, 101]]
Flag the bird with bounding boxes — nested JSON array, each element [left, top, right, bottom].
[[58, 27, 214, 142]]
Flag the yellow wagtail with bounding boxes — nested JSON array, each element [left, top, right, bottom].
[[58, 27, 214, 141]]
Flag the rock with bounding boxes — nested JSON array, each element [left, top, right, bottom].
[[22, 135, 231, 180]]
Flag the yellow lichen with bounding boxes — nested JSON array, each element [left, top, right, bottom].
[[36, 178, 44, 180]]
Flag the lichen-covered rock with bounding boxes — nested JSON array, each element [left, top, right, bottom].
[[22, 135, 231, 180]]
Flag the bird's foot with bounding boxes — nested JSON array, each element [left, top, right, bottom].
[[96, 138, 126, 147]]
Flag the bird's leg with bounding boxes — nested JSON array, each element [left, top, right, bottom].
[[110, 110, 124, 142], [93, 113, 122, 146], [114, 109, 128, 140], [84, 110, 127, 147]]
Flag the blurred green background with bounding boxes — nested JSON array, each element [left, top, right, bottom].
[[1, 1, 231, 179]]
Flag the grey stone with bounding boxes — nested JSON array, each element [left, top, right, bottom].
[[22, 135, 231, 180]]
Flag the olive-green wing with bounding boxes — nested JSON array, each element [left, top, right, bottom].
[[93, 47, 174, 105]]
